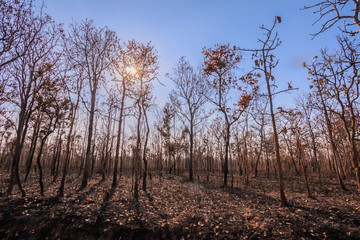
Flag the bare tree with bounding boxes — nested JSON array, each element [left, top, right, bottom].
[[169, 57, 209, 181], [127, 40, 158, 196], [203, 44, 258, 187], [35, 82, 68, 196], [5, 12, 63, 196], [250, 16, 289, 206], [305, 36, 360, 190], [304, 53, 347, 190], [303, 0, 360, 37], [0, 0, 39, 70], [296, 95, 322, 185], [111, 40, 137, 188], [58, 65, 84, 197], [67, 19, 117, 190], [250, 97, 269, 178]]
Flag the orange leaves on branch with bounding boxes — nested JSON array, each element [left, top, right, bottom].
[[238, 93, 251, 109], [203, 43, 259, 121], [202, 44, 241, 76], [266, 72, 275, 81]]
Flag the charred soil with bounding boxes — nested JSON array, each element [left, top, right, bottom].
[[0, 172, 359, 239]]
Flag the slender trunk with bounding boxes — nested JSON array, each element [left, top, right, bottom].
[[7, 104, 27, 197], [189, 120, 194, 181], [59, 90, 81, 197], [284, 136, 299, 175], [51, 127, 62, 176], [90, 144, 96, 176], [266, 152, 270, 178], [24, 115, 41, 182], [113, 82, 126, 187], [297, 138, 312, 198], [348, 106, 360, 190], [52, 138, 62, 183], [308, 117, 322, 184], [223, 123, 230, 188], [318, 90, 347, 190], [243, 137, 249, 185], [102, 105, 112, 182], [142, 107, 150, 191], [81, 88, 96, 189], [266, 76, 288, 207], [120, 116, 126, 177], [254, 127, 264, 178], [101, 143, 107, 182], [36, 137, 47, 196], [134, 101, 142, 200]]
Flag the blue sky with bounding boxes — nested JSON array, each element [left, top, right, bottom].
[[38, 0, 340, 108]]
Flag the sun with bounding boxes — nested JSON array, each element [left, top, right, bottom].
[[125, 66, 137, 76]]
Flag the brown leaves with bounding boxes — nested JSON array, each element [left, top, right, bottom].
[[202, 44, 241, 76], [276, 16, 282, 24]]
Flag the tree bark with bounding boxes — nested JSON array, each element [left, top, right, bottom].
[[80, 88, 97, 189], [266, 73, 288, 207]]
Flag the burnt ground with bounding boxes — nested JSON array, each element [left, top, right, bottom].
[[0, 171, 359, 239]]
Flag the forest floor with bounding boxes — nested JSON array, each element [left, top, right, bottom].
[[0, 171, 359, 239]]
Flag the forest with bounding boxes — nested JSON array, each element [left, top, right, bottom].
[[0, 0, 360, 239]]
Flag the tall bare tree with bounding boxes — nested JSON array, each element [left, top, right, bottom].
[[5, 10, 63, 196], [250, 16, 288, 206], [305, 36, 360, 190], [111, 40, 138, 188], [126, 40, 158, 196], [58, 63, 84, 197], [169, 57, 209, 181], [203, 44, 258, 187], [67, 19, 117, 190]]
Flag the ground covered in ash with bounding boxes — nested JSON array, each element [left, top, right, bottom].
[[0, 172, 359, 239]]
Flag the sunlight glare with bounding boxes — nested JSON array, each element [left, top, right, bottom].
[[125, 66, 137, 76]]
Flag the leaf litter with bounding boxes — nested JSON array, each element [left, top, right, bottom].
[[0, 172, 359, 239]]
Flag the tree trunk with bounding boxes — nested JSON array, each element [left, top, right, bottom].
[[189, 120, 194, 182], [24, 116, 41, 182], [134, 101, 142, 200], [52, 138, 62, 183], [59, 91, 80, 197], [142, 107, 150, 191], [308, 117, 322, 185], [51, 128, 62, 176], [81, 88, 97, 189], [7, 104, 27, 197], [36, 137, 48, 196], [223, 124, 230, 188], [297, 138, 312, 198], [243, 137, 249, 185], [318, 89, 347, 190], [266, 76, 288, 207]]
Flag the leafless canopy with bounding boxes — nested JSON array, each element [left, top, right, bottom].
[[303, 0, 360, 37]]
